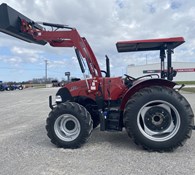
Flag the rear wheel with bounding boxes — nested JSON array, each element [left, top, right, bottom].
[[46, 102, 93, 148], [124, 86, 194, 152]]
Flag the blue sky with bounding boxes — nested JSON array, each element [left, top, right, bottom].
[[0, 0, 195, 82]]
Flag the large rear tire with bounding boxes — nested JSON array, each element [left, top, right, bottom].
[[46, 102, 93, 148], [124, 86, 194, 152]]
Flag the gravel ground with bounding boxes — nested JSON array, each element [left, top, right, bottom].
[[0, 88, 195, 175]]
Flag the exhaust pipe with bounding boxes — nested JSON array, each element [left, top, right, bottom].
[[0, 3, 46, 45], [105, 55, 110, 77]]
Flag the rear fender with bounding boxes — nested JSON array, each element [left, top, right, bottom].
[[120, 78, 176, 110]]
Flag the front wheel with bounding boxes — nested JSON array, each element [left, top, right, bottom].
[[46, 102, 93, 148], [124, 86, 194, 152]]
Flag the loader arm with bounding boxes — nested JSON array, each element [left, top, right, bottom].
[[20, 19, 102, 78]]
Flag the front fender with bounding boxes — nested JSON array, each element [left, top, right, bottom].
[[56, 87, 72, 103], [120, 78, 176, 110]]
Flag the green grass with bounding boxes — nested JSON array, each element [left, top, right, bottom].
[[176, 81, 195, 85], [181, 88, 195, 93], [175, 81, 195, 93]]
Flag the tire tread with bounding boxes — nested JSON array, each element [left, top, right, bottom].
[[46, 102, 93, 149], [124, 86, 194, 152]]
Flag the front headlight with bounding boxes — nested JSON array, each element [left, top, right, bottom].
[[55, 95, 62, 103]]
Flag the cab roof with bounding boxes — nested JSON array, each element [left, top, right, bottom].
[[116, 37, 185, 52]]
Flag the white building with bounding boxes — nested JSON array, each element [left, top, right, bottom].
[[127, 62, 195, 81]]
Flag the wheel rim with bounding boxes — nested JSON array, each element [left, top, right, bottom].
[[54, 114, 81, 142], [137, 100, 181, 142]]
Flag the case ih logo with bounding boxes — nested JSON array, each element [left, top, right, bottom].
[[143, 68, 195, 74]]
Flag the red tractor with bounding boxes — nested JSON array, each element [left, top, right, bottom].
[[0, 3, 194, 152]]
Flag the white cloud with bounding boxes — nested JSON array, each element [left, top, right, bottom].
[[0, 0, 195, 81], [11, 47, 42, 55]]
